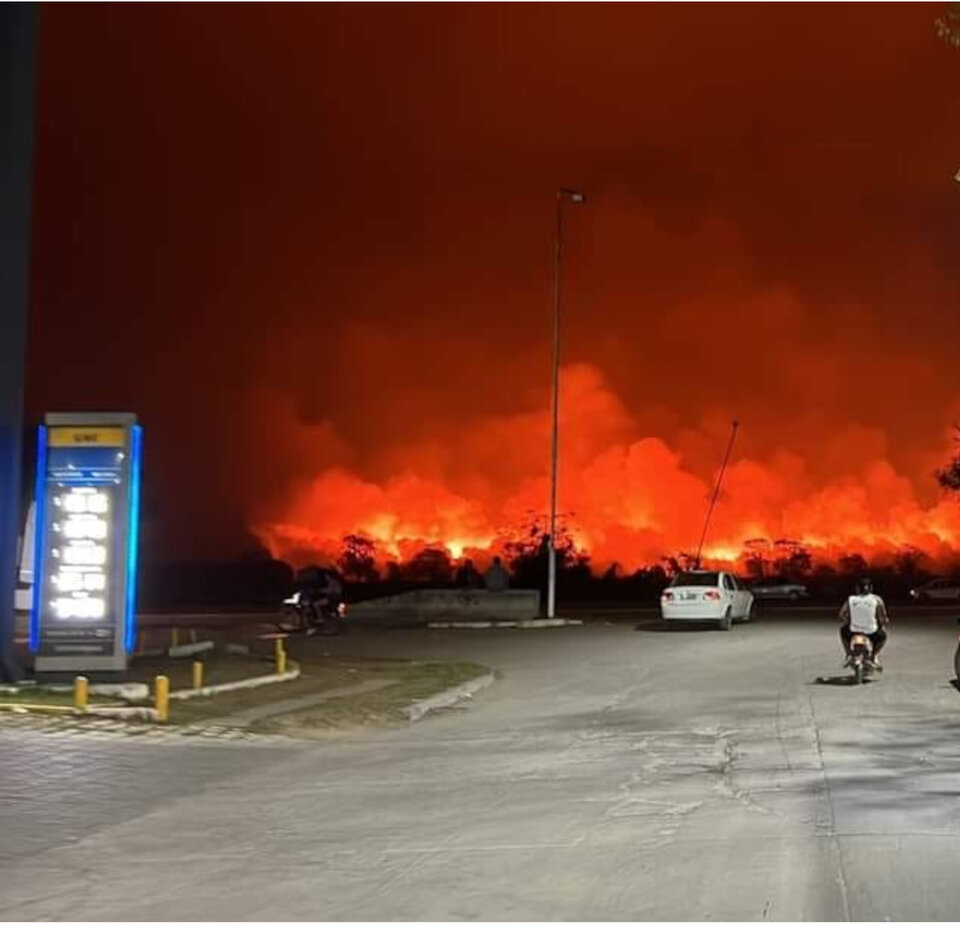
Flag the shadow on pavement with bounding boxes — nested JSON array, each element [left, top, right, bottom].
[[815, 715, 960, 815], [633, 619, 670, 632], [633, 620, 719, 633], [814, 673, 879, 686]]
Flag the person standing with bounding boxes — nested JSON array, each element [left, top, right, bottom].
[[484, 556, 510, 593], [455, 558, 482, 590]]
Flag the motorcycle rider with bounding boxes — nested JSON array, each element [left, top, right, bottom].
[[839, 577, 889, 668], [295, 565, 344, 628]]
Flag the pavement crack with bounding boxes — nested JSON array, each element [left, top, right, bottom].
[[775, 690, 795, 773], [807, 690, 853, 922], [712, 736, 778, 817]]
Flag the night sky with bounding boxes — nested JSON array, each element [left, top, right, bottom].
[[26, 4, 960, 569]]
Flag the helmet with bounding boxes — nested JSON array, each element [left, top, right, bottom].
[[857, 577, 874, 595]]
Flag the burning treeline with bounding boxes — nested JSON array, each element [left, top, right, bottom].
[[253, 365, 960, 580]]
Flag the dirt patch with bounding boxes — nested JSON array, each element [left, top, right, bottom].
[[170, 653, 489, 734], [124, 650, 278, 689]]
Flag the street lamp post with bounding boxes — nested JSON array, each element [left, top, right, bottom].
[[547, 187, 585, 620]]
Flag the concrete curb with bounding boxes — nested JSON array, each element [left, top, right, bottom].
[[169, 664, 301, 701], [2, 682, 151, 702], [167, 640, 215, 658], [89, 682, 150, 701], [516, 618, 583, 629], [1, 665, 300, 727], [0, 703, 158, 722], [87, 706, 159, 722], [427, 618, 583, 630], [403, 671, 496, 722]]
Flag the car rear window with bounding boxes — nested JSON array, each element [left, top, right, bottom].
[[671, 572, 721, 587]]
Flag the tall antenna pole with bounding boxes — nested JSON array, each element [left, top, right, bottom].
[[695, 419, 740, 567]]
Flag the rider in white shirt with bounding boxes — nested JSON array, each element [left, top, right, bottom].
[[839, 577, 889, 668]]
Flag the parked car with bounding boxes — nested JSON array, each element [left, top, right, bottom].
[[909, 579, 960, 602], [749, 578, 809, 602], [660, 570, 755, 631]]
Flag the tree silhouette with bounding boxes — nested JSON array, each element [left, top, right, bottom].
[[936, 426, 960, 493], [894, 546, 926, 582], [401, 547, 453, 585], [741, 538, 772, 579], [337, 534, 379, 583], [772, 539, 813, 578], [501, 513, 589, 588], [661, 552, 698, 576], [839, 553, 868, 577], [936, 2, 960, 48]]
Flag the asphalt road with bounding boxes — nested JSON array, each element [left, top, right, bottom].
[[2, 608, 960, 921]]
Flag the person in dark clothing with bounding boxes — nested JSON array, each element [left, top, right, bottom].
[[484, 556, 510, 593], [296, 565, 344, 608], [455, 558, 482, 590], [290, 565, 343, 633]]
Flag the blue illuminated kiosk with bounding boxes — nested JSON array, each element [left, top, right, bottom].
[[31, 413, 143, 675]]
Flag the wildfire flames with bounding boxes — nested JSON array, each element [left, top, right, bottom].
[[254, 364, 960, 575], [29, 6, 960, 573]]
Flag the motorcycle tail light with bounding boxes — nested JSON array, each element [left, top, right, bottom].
[[704, 590, 722, 601]]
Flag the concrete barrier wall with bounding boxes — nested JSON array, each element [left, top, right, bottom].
[[349, 589, 541, 624]]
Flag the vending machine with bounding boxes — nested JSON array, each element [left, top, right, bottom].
[[30, 413, 143, 674]]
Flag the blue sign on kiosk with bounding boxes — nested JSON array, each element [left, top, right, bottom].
[[30, 413, 143, 673]]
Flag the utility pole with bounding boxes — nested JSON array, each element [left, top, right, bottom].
[[695, 420, 740, 568]]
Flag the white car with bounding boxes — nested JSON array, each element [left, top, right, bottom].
[[660, 570, 755, 630]]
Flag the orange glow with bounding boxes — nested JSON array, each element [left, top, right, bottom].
[[253, 364, 960, 574], [28, 5, 960, 570]]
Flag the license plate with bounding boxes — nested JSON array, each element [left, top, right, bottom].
[[683, 592, 698, 600]]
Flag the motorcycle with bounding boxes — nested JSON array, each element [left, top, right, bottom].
[[280, 590, 346, 636], [849, 632, 875, 685]]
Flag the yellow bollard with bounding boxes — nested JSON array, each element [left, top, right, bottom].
[[275, 637, 287, 675], [155, 674, 170, 723], [170, 627, 179, 648], [73, 676, 89, 712], [192, 659, 204, 690]]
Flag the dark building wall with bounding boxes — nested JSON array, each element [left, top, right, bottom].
[[0, 5, 38, 677]]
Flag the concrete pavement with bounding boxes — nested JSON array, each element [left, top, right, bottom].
[[1, 610, 959, 920]]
